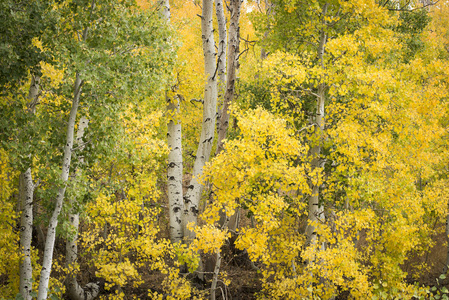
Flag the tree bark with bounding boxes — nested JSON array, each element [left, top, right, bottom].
[[305, 2, 328, 253], [182, 0, 217, 241], [65, 116, 100, 300], [216, 0, 241, 155], [19, 169, 35, 300], [215, 0, 227, 125], [159, 0, 170, 20], [18, 75, 40, 300], [160, 0, 184, 244], [37, 73, 82, 300], [167, 94, 184, 243]]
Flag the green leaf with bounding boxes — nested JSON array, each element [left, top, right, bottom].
[[50, 294, 59, 300], [440, 274, 447, 280], [15, 294, 24, 300]]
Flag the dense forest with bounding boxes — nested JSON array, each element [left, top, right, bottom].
[[1, 0, 449, 299]]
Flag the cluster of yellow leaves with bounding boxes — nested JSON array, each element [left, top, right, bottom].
[[83, 193, 154, 287], [222, 1, 449, 297], [202, 107, 309, 222], [83, 191, 199, 299], [322, 9, 448, 297], [201, 107, 320, 297], [80, 104, 200, 298], [0, 149, 21, 298], [189, 223, 230, 254]]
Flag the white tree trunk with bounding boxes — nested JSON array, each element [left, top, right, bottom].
[[183, 0, 217, 241], [305, 3, 328, 252], [19, 169, 35, 300], [167, 95, 184, 243], [66, 207, 99, 300], [216, 0, 241, 155], [215, 0, 227, 114], [65, 117, 99, 300], [160, 0, 184, 243], [159, 0, 170, 20], [19, 75, 40, 300], [305, 83, 326, 248], [37, 73, 82, 300]]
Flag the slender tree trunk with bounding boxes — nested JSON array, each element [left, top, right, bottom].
[[182, 0, 217, 241], [167, 94, 184, 243], [216, 0, 241, 155], [65, 117, 99, 300], [159, 0, 170, 19], [19, 75, 40, 300], [37, 73, 83, 300], [19, 169, 35, 300], [305, 2, 328, 253], [305, 83, 326, 247], [215, 0, 227, 129], [160, 0, 184, 244], [210, 249, 223, 300]]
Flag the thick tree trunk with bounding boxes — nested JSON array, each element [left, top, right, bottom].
[[167, 95, 184, 243], [37, 73, 82, 300], [216, 0, 241, 155], [182, 0, 217, 241], [160, 0, 184, 244], [19, 75, 40, 300]]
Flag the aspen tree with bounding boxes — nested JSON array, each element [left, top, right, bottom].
[[163, 0, 185, 244], [216, 0, 242, 155], [183, 0, 218, 241], [18, 75, 40, 300], [65, 116, 100, 300], [37, 71, 83, 300]]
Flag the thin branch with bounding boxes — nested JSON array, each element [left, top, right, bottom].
[[388, 0, 439, 11], [293, 86, 320, 98], [296, 124, 317, 134]]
